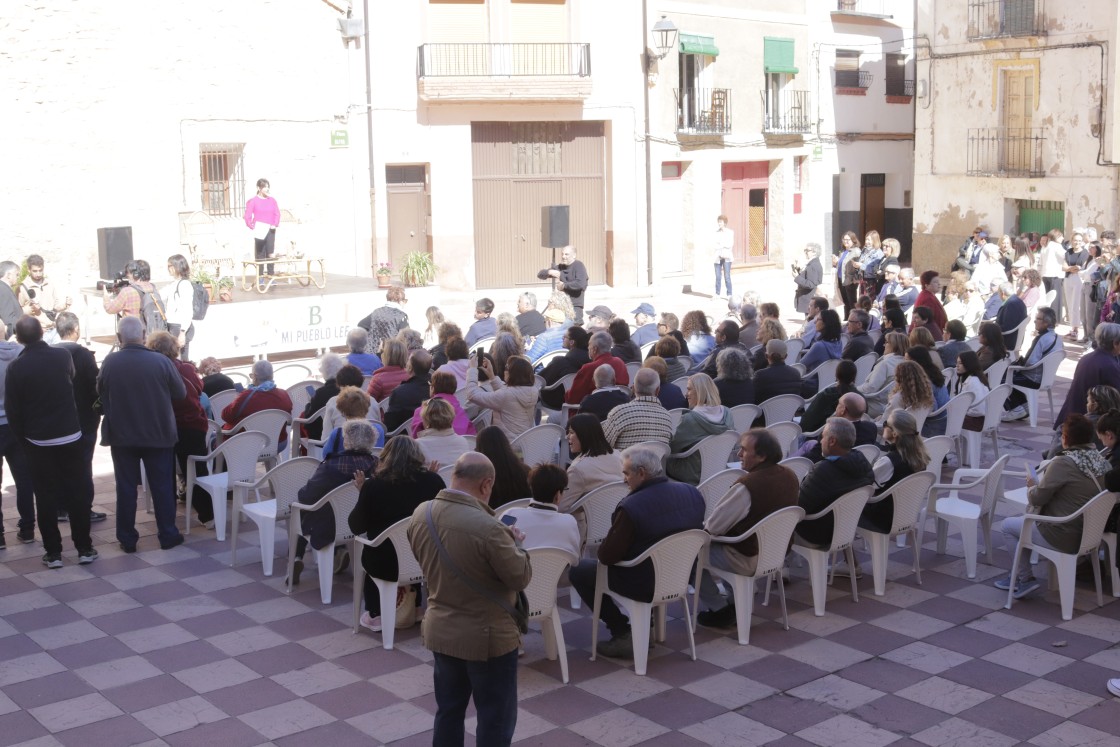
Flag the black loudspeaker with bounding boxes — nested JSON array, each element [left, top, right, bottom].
[[97, 226, 134, 280], [541, 206, 569, 249]]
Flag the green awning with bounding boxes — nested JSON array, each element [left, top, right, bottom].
[[764, 36, 799, 74], [679, 33, 719, 57]]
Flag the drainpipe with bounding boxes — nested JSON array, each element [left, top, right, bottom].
[[641, 0, 654, 286], [363, 0, 377, 276]]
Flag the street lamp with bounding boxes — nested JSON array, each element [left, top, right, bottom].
[[651, 16, 678, 61]]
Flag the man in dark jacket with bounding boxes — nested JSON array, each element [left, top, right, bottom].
[[98, 316, 186, 553], [515, 292, 547, 338], [578, 364, 632, 421], [793, 243, 824, 314], [539, 246, 588, 325], [796, 418, 875, 546], [0, 262, 23, 339], [795, 393, 877, 462], [691, 320, 743, 378], [538, 326, 591, 409], [53, 312, 106, 524], [383, 350, 433, 432], [6, 317, 96, 566], [842, 309, 875, 361], [995, 281, 1028, 351], [753, 339, 803, 405], [568, 444, 705, 659]]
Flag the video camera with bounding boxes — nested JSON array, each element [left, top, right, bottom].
[[96, 270, 130, 292]]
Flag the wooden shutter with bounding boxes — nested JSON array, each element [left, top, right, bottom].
[[427, 0, 488, 44]]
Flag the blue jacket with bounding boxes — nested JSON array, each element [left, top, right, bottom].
[[97, 344, 186, 448]]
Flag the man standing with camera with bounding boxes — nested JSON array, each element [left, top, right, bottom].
[[102, 259, 165, 335]]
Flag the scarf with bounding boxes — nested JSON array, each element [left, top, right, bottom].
[[250, 380, 277, 392], [1060, 444, 1111, 482]]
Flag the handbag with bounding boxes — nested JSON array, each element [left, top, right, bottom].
[[424, 502, 529, 634], [395, 585, 418, 629]]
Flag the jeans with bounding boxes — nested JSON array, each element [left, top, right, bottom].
[[697, 544, 758, 610], [432, 649, 518, 747], [1004, 372, 1040, 411], [714, 259, 732, 297], [1043, 276, 1063, 323], [112, 445, 181, 549], [24, 440, 93, 555], [1001, 515, 1057, 580], [0, 424, 35, 532]]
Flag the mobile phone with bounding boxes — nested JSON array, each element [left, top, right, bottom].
[[305, 385, 316, 397], [500, 515, 517, 526], [1026, 461, 1038, 482], [476, 347, 485, 358]]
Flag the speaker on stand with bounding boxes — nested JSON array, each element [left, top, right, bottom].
[[541, 206, 570, 288], [97, 226, 134, 282]]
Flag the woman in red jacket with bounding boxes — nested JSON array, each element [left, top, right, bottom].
[[915, 270, 949, 333], [221, 360, 294, 451]]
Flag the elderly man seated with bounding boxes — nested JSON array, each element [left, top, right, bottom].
[[696, 429, 800, 628], [602, 368, 673, 450], [567, 445, 705, 659], [345, 328, 382, 375], [794, 392, 877, 463], [795, 418, 875, 548], [578, 364, 632, 421], [221, 359, 293, 452]]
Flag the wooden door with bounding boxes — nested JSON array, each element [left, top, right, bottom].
[[721, 162, 769, 265], [387, 185, 427, 272], [859, 173, 885, 240], [1002, 68, 1034, 173]]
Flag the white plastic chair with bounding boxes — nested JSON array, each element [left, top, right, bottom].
[[853, 443, 881, 466], [791, 485, 875, 616], [291, 406, 327, 459], [272, 363, 314, 388], [525, 546, 581, 683], [698, 468, 747, 519], [233, 457, 321, 574], [538, 373, 576, 424], [590, 529, 709, 675], [288, 481, 360, 604], [185, 431, 268, 541], [671, 376, 691, 393], [666, 408, 687, 431], [805, 359, 841, 395], [960, 384, 1011, 468], [208, 389, 238, 427], [929, 391, 975, 463], [924, 435, 954, 476], [856, 472, 936, 596], [789, 363, 806, 377], [728, 404, 760, 433], [532, 349, 567, 369], [1005, 491, 1117, 620], [225, 408, 292, 470], [778, 456, 814, 483], [286, 380, 320, 421], [1007, 349, 1065, 427], [768, 422, 802, 459], [925, 454, 1010, 578], [1011, 317, 1031, 356], [472, 336, 497, 352], [985, 359, 1010, 388], [853, 352, 878, 386], [625, 361, 642, 382], [669, 431, 742, 485], [1102, 530, 1120, 598], [704, 505, 806, 645], [760, 394, 803, 425], [352, 518, 425, 649], [496, 498, 533, 514], [785, 338, 804, 361], [570, 481, 630, 553], [437, 464, 455, 483], [638, 341, 656, 359], [511, 423, 563, 467]]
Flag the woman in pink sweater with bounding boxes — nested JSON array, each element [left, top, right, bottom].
[[244, 178, 280, 278]]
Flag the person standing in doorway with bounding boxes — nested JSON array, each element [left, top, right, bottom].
[[714, 215, 735, 299], [244, 178, 279, 282]]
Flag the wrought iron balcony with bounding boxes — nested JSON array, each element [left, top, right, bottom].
[[835, 0, 892, 17], [416, 43, 591, 101], [761, 90, 811, 135], [967, 0, 1046, 40], [836, 70, 873, 90], [885, 78, 915, 97], [674, 88, 732, 135], [967, 128, 1046, 178]]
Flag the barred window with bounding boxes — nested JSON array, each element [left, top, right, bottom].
[[199, 144, 246, 217]]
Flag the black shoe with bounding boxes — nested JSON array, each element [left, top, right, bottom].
[[596, 632, 635, 659], [697, 604, 738, 629], [160, 535, 185, 550], [57, 511, 70, 522], [0, 534, 6, 549], [17, 530, 35, 544], [42, 553, 63, 569], [119, 542, 137, 554], [89, 511, 107, 523], [291, 558, 304, 586], [78, 548, 99, 565]]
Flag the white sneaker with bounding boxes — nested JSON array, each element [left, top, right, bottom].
[[359, 612, 382, 633], [1108, 678, 1120, 698], [1001, 406, 1028, 422]]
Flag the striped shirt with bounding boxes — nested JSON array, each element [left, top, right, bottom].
[[603, 396, 673, 450]]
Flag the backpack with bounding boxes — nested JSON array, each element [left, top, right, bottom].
[[130, 282, 167, 334], [190, 280, 210, 321]]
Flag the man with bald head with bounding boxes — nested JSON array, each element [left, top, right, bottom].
[[795, 392, 877, 462], [98, 315, 186, 552], [6, 316, 96, 566], [578, 363, 632, 421], [407, 452, 532, 747]]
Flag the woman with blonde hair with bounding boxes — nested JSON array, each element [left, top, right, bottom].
[[860, 332, 909, 418], [667, 373, 734, 484], [422, 306, 445, 347], [751, 317, 787, 372], [882, 360, 934, 431], [415, 398, 470, 468], [907, 326, 944, 370], [1011, 236, 1036, 279]]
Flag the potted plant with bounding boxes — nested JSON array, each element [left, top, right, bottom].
[[401, 251, 437, 288], [376, 262, 393, 288], [216, 275, 235, 302], [192, 267, 215, 302]]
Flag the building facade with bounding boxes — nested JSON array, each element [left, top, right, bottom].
[[912, 0, 1120, 271]]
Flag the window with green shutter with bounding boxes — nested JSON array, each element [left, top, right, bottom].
[[679, 33, 719, 57], [764, 37, 798, 74]]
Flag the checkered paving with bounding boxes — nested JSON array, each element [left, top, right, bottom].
[[1, 347, 1120, 746]]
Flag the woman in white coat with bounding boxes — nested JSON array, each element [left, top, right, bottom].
[[161, 254, 196, 360]]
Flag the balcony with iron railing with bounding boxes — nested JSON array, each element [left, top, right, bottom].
[[674, 88, 732, 135], [967, 0, 1046, 40], [885, 78, 915, 101], [835, 70, 873, 94], [967, 128, 1046, 177], [761, 90, 811, 135], [416, 43, 592, 102], [834, 0, 893, 18]]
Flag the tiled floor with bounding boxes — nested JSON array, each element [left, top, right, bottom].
[[2, 346, 1120, 746]]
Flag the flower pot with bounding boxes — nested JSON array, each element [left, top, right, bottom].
[[203, 283, 215, 302], [218, 286, 234, 302], [377, 274, 392, 288]]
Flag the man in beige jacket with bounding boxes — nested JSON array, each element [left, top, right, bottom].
[[408, 452, 532, 747]]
